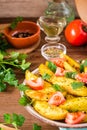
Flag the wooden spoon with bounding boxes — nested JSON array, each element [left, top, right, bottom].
[[75, 0, 87, 23], [0, 124, 20, 130]]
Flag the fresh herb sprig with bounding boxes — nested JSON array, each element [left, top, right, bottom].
[[0, 113, 25, 130], [9, 16, 23, 30], [0, 33, 11, 52], [0, 51, 31, 92], [33, 123, 41, 130]]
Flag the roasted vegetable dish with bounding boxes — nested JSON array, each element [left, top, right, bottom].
[[21, 54, 87, 125]]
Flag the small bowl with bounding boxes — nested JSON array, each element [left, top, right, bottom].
[[41, 43, 67, 60], [4, 21, 40, 49]]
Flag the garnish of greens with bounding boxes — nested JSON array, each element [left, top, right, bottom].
[[0, 113, 25, 130], [0, 51, 31, 92], [33, 123, 41, 130], [48, 61, 57, 73], [71, 81, 84, 89], [9, 16, 23, 30], [0, 16, 23, 53]]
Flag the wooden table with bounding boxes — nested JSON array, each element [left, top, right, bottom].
[[0, 17, 87, 130]]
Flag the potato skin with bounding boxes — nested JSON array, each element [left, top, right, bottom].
[[50, 76, 87, 96], [59, 97, 87, 112], [33, 100, 68, 120]]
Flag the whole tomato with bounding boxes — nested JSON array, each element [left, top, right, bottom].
[[65, 19, 87, 46]]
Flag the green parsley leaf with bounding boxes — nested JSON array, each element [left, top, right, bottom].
[[33, 123, 41, 130], [71, 82, 84, 89], [0, 52, 4, 61], [80, 59, 87, 72], [42, 73, 51, 80], [19, 95, 30, 106], [48, 61, 57, 73], [65, 72, 77, 79], [17, 84, 29, 91], [20, 59, 31, 71], [4, 69, 18, 86], [0, 51, 31, 91], [12, 113, 25, 127], [53, 84, 63, 91], [0, 33, 10, 52], [3, 113, 25, 129], [10, 16, 23, 30], [4, 113, 11, 124], [0, 81, 7, 92]]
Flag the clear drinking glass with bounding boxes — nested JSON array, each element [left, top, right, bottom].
[[37, 15, 66, 43]]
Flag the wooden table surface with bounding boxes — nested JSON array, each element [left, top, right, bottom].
[[0, 17, 87, 130]]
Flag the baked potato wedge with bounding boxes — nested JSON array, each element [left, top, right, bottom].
[[50, 76, 87, 96], [60, 97, 87, 112], [33, 100, 68, 120], [61, 54, 80, 72], [39, 63, 87, 96]]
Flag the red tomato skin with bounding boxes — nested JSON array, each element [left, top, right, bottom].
[[25, 77, 44, 90], [65, 19, 87, 46], [76, 73, 87, 83], [48, 92, 65, 106], [65, 112, 86, 125], [51, 58, 65, 68]]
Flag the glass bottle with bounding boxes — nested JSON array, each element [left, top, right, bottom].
[[44, 0, 75, 24]]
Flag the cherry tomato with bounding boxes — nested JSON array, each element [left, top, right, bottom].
[[51, 58, 65, 68], [55, 67, 65, 76], [65, 19, 87, 46], [76, 73, 87, 83], [65, 112, 86, 125], [48, 92, 65, 106], [25, 77, 44, 90]]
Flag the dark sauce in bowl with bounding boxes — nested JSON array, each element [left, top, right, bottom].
[[12, 31, 34, 38]]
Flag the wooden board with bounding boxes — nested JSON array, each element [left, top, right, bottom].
[[0, 24, 40, 54]]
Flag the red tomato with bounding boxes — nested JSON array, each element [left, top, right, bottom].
[[65, 112, 86, 125], [65, 19, 87, 46], [76, 73, 87, 83], [55, 67, 65, 76], [51, 58, 65, 68], [48, 92, 65, 106], [25, 77, 44, 90]]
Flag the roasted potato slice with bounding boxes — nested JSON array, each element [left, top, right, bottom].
[[39, 64, 87, 96], [33, 100, 68, 120], [61, 54, 80, 72], [50, 76, 87, 96], [25, 80, 56, 101], [60, 97, 87, 112]]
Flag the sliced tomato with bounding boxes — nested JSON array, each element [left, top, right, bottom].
[[65, 112, 86, 125], [51, 58, 65, 68], [55, 67, 65, 76], [76, 73, 87, 83], [25, 77, 44, 90], [48, 91, 65, 106]]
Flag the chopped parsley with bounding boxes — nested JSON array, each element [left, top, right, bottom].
[[33, 123, 41, 130], [53, 84, 63, 91], [47, 61, 57, 73], [65, 72, 77, 79], [80, 59, 87, 72], [71, 82, 84, 89], [42, 73, 51, 80]]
